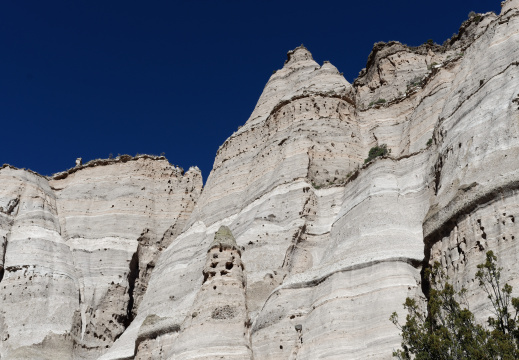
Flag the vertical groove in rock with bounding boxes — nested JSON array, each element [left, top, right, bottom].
[[125, 250, 139, 328], [131, 208, 194, 319], [0, 235, 6, 283], [281, 224, 307, 273]]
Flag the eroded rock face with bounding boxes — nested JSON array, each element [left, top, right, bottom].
[[108, 4, 516, 360], [2, 2, 519, 359], [167, 226, 250, 359], [424, 0, 519, 330], [0, 157, 202, 359], [0, 167, 76, 360]]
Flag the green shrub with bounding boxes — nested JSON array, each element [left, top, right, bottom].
[[407, 77, 423, 90], [364, 144, 390, 163], [468, 11, 482, 23], [426, 138, 433, 146], [391, 251, 519, 359]]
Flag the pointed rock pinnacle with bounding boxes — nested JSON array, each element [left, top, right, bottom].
[[209, 226, 240, 253]]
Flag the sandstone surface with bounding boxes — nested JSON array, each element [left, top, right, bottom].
[[1, 1, 519, 359], [0, 156, 202, 359]]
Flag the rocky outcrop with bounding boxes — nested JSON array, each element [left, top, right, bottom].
[[0, 157, 202, 359], [423, 0, 519, 326], [134, 226, 251, 359], [2, 1, 519, 359], [0, 166, 77, 359], [107, 3, 515, 359]]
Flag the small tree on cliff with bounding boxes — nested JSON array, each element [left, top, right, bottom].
[[390, 251, 519, 359]]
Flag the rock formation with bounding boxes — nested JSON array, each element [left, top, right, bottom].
[[0, 156, 202, 359], [1, 1, 519, 359]]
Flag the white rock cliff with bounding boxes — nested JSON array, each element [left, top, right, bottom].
[[1, 1, 519, 359]]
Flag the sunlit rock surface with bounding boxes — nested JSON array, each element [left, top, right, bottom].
[[0, 157, 202, 359], [2, 1, 519, 359]]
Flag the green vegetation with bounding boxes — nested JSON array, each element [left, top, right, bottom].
[[364, 144, 390, 163], [427, 138, 433, 146], [391, 251, 519, 359], [407, 76, 424, 90], [368, 98, 387, 107], [428, 62, 439, 70], [311, 181, 322, 189], [426, 39, 434, 46], [469, 11, 482, 24]]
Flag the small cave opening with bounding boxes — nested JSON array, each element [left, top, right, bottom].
[[225, 262, 234, 270]]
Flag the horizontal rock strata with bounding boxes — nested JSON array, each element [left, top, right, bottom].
[[0, 157, 202, 359]]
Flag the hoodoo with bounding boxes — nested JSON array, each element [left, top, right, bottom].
[[170, 226, 250, 359]]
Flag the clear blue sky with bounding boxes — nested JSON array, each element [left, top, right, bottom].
[[0, 0, 501, 182]]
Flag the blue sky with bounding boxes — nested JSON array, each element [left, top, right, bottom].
[[0, 0, 501, 182]]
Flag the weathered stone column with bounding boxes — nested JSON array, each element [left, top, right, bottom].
[[167, 226, 251, 359]]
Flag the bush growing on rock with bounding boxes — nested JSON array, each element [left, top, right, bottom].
[[364, 144, 390, 163], [407, 77, 424, 90], [391, 251, 519, 359], [468, 11, 482, 23]]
